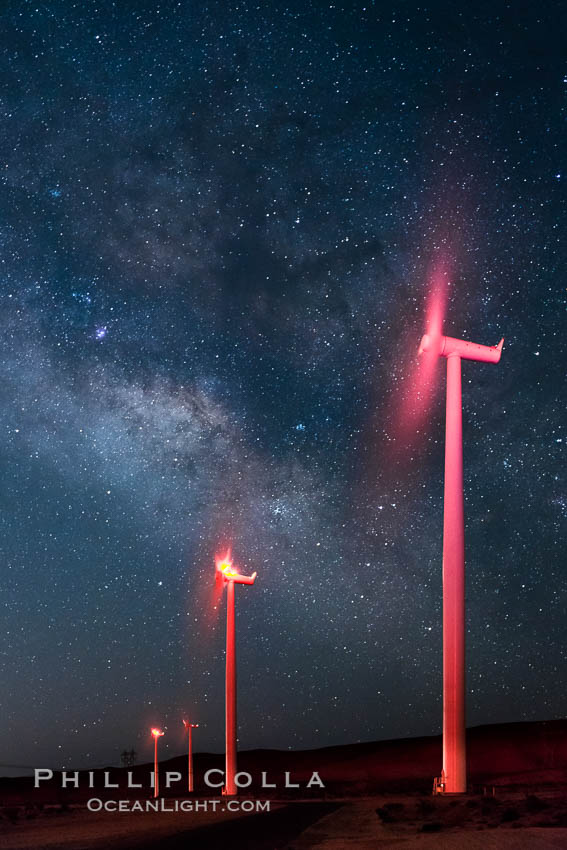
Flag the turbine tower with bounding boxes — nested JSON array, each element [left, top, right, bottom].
[[216, 554, 257, 796], [150, 727, 164, 798], [183, 719, 199, 793], [419, 332, 503, 794]]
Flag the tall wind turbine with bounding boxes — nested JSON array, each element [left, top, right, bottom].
[[216, 553, 257, 796], [419, 329, 504, 794]]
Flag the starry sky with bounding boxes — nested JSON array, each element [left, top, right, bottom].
[[1, 0, 565, 774]]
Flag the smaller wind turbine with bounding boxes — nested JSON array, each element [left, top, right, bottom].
[[183, 720, 199, 793], [419, 330, 503, 794], [216, 553, 257, 796], [150, 727, 164, 798]]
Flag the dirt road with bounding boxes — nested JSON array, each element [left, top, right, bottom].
[[0, 801, 338, 849]]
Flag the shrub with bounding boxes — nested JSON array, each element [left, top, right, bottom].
[[384, 802, 405, 812], [421, 822, 443, 832], [418, 800, 436, 816], [501, 807, 520, 822], [376, 807, 394, 823], [526, 794, 548, 813]]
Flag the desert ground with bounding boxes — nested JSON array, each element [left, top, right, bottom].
[[2, 720, 566, 848], [2, 793, 567, 849]]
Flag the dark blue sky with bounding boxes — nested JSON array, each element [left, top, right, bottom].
[[0, 0, 565, 773]]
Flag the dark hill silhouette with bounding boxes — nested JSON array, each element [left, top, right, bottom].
[[2, 718, 566, 805]]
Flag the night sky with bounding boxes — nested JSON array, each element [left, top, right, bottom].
[[1, 0, 565, 774]]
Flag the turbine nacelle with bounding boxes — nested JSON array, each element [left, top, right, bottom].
[[419, 333, 504, 363], [216, 558, 257, 585]]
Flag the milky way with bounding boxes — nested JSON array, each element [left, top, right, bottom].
[[0, 1, 565, 772]]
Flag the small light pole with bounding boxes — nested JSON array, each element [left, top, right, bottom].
[[151, 727, 164, 797], [183, 720, 199, 793], [216, 554, 257, 796]]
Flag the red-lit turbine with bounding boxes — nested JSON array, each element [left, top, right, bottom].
[[183, 720, 199, 793], [421, 332, 503, 794], [216, 554, 257, 796], [151, 728, 164, 798]]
